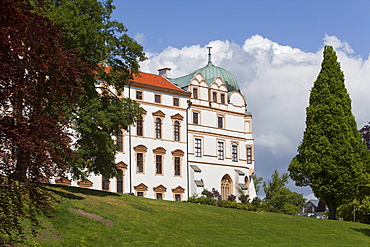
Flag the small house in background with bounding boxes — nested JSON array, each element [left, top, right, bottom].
[[300, 199, 328, 219]]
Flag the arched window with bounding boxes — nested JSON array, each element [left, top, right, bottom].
[[221, 175, 232, 200], [117, 169, 123, 193], [116, 130, 123, 152], [174, 121, 180, 141], [155, 118, 161, 138]]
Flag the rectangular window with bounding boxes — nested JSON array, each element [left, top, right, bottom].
[[175, 194, 181, 201], [232, 144, 238, 162], [155, 118, 161, 138], [136, 119, 143, 136], [218, 116, 223, 128], [221, 93, 225, 104], [156, 155, 162, 174], [174, 157, 181, 176], [155, 94, 161, 103], [137, 191, 144, 197], [193, 111, 199, 124], [136, 91, 143, 100], [193, 88, 198, 99], [137, 153, 143, 173], [156, 193, 163, 200], [174, 121, 180, 141], [213, 92, 217, 102], [195, 138, 202, 157], [173, 97, 179, 106], [116, 130, 123, 152], [218, 141, 224, 160], [247, 146, 252, 164]]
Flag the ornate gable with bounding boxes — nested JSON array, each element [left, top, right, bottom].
[[152, 110, 165, 117], [55, 177, 71, 186], [171, 113, 184, 120], [172, 186, 185, 193], [153, 184, 167, 192], [134, 183, 148, 191]]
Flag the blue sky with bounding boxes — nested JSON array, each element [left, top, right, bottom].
[[113, 1, 370, 58], [111, 1, 370, 198]]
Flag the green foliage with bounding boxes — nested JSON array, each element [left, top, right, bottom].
[[31, 0, 146, 178], [288, 46, 368, 219], [7, 185, 370, 246], [251, 173, 263, 195], [263, 170, 305, 215]]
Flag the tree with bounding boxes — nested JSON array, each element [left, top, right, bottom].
[[251, 173, 263, 195], [288, 46, 368, 220], [0, 0, 86, 238], [31, 0, 147, 179], [263, 170, 305, 215]]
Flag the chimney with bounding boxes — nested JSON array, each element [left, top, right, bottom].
[[158, 68, 171, 77]]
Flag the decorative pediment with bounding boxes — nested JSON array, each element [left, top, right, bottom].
[[171, 149, 184, 156], [134, 183, 148, 191], [171, 113, 183, 120], [116, 161, 128, 169], [152, 110, 165, 117], [153, 184, 167, 192], [172, 186, 185, 193], [153, 147, 166, 154], [140, 107, 147, 115], [133, 144, 148, 152], [55, 177, 71, 186], [77, 179, 93, 188]]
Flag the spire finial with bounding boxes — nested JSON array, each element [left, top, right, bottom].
[[207, 46, 212, 63]]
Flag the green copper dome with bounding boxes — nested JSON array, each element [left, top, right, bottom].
[[170, 60, 240, 93]]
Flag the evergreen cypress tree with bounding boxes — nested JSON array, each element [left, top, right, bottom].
[[288, 46, 367, 220]]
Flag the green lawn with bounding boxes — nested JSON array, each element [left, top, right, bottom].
[[17, 185, 370, 246]]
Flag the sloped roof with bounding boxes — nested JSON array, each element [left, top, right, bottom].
[[131, 71, 185, 92]]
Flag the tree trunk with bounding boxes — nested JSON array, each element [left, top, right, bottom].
[[328, 204, 337, 220]]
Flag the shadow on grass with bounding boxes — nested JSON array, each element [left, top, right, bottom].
[[351, 228, 370, 237], [44, 184, 121, 200]]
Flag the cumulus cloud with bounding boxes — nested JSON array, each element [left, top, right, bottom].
[[139, 35, 370, 198]]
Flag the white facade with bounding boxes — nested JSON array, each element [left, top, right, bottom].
[[58, 57, 256, 202]]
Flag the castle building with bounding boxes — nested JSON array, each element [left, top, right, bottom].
[[63, 50, 256, 201]]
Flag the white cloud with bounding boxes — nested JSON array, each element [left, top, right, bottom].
[[133, 32, 146, 44], [324, 34, 354, 54], [139, 35, 370, 198]]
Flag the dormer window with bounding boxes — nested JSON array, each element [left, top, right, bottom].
[[212, 92, 217, 102], [192, 88, 198, 99], [221, 94, 226, 104]]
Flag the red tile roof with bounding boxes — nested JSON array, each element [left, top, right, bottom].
[[131, 71, 184, 92], [100, 65, 184, 92]]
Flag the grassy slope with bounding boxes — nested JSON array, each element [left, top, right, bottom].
[[24, 185, 370, 246]]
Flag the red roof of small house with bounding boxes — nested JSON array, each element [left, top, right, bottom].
[[131, 71, 184, 92]]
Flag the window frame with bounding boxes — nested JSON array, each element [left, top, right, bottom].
[[221, 93, 226, 104], [247, 146, 253, 164], [217, 115, 224, 129], [136, 118, 143, 136], [136, 152, 144, 173], [174, 156, 181, 176], [192, 88, 198, 99], [193, 111, 199, 125], [173, 97, 179, 106], [136, 90, 143, 100], [174, 120, 180, 141], [116, 130, 123, 152], [154, 94, 161, 103], [155, 118, 162, 139], [155, 154, 163, 175], [232, 143, 238, 162], [218, 141, 224, 160], [212, 92, 217, 102], [195, 138, 202, 157]]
